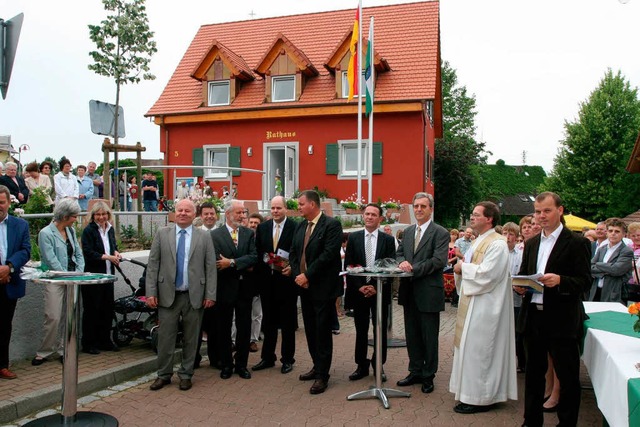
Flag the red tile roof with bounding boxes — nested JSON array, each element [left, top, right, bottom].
[[147, 1, 440, 116]]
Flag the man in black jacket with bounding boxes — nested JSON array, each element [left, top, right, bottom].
[[285, 190, 342, 394], [211, 200, 257, 380], [252, 196, 298, 374], [517, 192, 591, 427], [344, 204, 396, 381]]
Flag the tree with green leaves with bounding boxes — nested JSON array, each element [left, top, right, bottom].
[[434, 61, 487, 228], [543, 69, 640, 220], [88, 0, 157, 206]]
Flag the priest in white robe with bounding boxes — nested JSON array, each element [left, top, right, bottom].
[[450, 201, 517, 414]]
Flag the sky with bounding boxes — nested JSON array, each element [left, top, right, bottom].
[[1, 0, 638, 173]]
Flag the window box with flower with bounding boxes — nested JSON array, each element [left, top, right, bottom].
[[340, 193, 365, 214]]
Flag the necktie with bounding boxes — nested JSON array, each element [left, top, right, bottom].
[[300, 221, 313, 273], [231, 229, 238, 248], [365, 233, 374, 283], [273, 223, 280, 250], [176, 229, 186, 287], [414, 226, 422, 253]]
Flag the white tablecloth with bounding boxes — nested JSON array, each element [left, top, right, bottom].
[[582, 301, 640, 427]]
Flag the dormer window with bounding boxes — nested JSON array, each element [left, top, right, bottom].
[[208, 80, 230, 106], [272, 75, 296, 102], [341, 70, 365, 99]]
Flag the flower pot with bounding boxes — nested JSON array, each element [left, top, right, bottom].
[[168, 212, 176, 222], [345, 208, 362, 215]]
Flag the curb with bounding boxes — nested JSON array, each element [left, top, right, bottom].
[[0, 351, 178, 424]]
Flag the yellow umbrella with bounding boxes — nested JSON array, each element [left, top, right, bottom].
[[564, 213, 597, 232]]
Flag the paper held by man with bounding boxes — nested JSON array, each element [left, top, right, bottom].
[[512, 273, 544, 293]]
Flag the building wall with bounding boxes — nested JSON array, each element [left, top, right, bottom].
[[159, 110, 434, 204]]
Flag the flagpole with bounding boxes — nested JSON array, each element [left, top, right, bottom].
[[367, 16, 374, 203], [356, 0, 363, 204]]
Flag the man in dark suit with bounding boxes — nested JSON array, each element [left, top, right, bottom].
[[344, 203, 396, 381], [284, 189, 342, 394], [146, 199, 217, 391], [0, 162, 29, 205], [396, 192, 449, 394], [211, 200, 258, 380], [252, 196, 298, 374], [0, 185, 31, 380], [517, 192, 591, 427]]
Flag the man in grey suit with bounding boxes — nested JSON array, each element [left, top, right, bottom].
[[146, 199, 217, 391], [396, 192, 449, 394], [589, 217, 634, 303]]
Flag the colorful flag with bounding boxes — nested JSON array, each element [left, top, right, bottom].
[[365, 19, 374, 116], [347, 8, 359, 101]]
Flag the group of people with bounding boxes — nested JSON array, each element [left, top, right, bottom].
[[0, 183, 614, 425]]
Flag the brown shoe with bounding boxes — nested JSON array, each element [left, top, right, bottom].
[[249, 342, 259, 352], [299, 368, 316, 381], [179, 379, 192, 391], [149, 378, 171, 391], [0, 368, 17, 380], [310, 378, 328, 394]]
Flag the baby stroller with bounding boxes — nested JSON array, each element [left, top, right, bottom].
[[112, 258, 183, 353], [112, 259, 160, 352]]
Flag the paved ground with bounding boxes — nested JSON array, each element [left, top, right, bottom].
[[0, 296, 604, 426]]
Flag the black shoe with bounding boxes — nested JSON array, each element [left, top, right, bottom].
[[421, 380, 434, 393], [149, 378, 171, 391], [252, 360, 275, 371], [348, 366, 369, 381], [220, 367, 233, 379], [235, 367, 251, 379], [397, 373, 423, 387], [299, 368, 316, 381], [453, 402, 493, 414], [31, 357, 48, 366], [179, 379, 192, 391], [82, 347, 100, 355], [310, 378, 328, 394], [281, 363, 293, 374]]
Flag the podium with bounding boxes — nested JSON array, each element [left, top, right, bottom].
[[347, 271, 413, 409], [26, 273, 119, 427]]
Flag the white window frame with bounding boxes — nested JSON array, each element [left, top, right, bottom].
[[208, 80, 230, 106], [271, 75, 296, 102], [341, 70, 366, 99], [203, 144, 230, 180], [338, 139, 368, 179]]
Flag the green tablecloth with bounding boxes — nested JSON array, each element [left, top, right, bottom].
[[584, 310, 640, 426], [629, 379, 640, 426]]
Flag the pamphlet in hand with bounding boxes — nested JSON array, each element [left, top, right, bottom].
[[512, 273, 544, 293]]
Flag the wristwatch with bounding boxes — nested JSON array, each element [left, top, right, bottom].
[[230, 259, 236, 268], [7, 262, 14, 274]]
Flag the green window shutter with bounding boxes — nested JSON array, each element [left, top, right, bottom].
[[229, 146, 241, 176], [372, 142, 383, 174], [192, 148, 204, 177], [326, 143, 339, 175]]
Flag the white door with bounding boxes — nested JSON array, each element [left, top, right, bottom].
[[284, 145, 296, 198]]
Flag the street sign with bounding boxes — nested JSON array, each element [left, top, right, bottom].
[[89, 100, 126, 138], [0, 13, 24, 100]]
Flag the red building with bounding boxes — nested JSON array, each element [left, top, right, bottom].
[[146, 1, 442, 204]]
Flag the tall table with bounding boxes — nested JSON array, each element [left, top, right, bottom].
[[347, 271, 412, 409], [26, 273, 119, 427]]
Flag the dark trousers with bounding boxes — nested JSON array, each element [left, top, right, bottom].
[[260, 289, 297, 364], [403, 298, 440, 380], [0, 292, 17, 369], [523, 309, 581, 427], [353, 295, 389, 367], [197, 305, 218, 366], [216, 296, 252, 369], [300, 292, 334, 380], [514, 306, 526, 370], [81, 283, 115, 350]]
